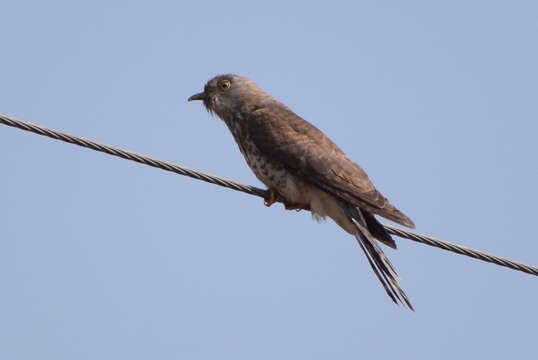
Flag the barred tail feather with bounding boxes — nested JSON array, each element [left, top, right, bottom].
[[348, 208, 414, 311]]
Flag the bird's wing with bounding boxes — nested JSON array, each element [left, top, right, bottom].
[[245, 104, 415, 228]]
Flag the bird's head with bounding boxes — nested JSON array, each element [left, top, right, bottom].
[[188, 74, 267, 117]]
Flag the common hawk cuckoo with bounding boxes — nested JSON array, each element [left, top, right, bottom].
[[189, 74, 416, 310]]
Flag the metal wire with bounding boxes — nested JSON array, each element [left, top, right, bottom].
[[383, 225, 538, 276], [2, 113, 538, 277], [0, 114, 267, 199]]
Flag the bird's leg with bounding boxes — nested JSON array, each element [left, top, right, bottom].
[[264, 188, 284, 207], [283, 202, 304, 211], [264, 188, 305, 212]]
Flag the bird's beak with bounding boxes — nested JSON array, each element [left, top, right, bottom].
[[188, 92, 207, 102]]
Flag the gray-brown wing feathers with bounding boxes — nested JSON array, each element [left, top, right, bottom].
[[245, 104, 415, 228]]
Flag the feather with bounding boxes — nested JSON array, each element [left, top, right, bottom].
[[348, 207, 414, 310], [245, 104, 415, 229]]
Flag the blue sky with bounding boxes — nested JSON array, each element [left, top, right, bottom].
[[2, 1, 538, 359]]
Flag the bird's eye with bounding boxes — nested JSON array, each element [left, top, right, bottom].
[[217, 79, 232, 91]]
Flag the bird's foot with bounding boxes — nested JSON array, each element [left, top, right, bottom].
[[283, 202, 304, 212], [264, 188, 284, 207], [264, 188, 304, 212]]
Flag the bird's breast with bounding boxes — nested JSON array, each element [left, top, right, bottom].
[[241, 138, 286, 187], [221, 114, 309, 206], [240, 138, 313, 206]]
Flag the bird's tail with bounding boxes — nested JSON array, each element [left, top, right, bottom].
[[346, 206, 414, 310]]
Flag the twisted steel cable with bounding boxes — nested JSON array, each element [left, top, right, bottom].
[[0, 114, 267, 199], [2, 113, 538, 277]]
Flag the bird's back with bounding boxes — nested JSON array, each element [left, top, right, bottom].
[[241, 101, 415, 228]]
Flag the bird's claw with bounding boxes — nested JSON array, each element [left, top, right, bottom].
[[283, 202, 303, 211], [264, 188, 304, 211], [264, 188, 282, 207]]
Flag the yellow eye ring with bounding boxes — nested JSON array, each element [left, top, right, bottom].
[[217, 79, 232, 91]]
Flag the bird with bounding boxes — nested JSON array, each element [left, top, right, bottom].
[[188, 74, 416, 310]]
